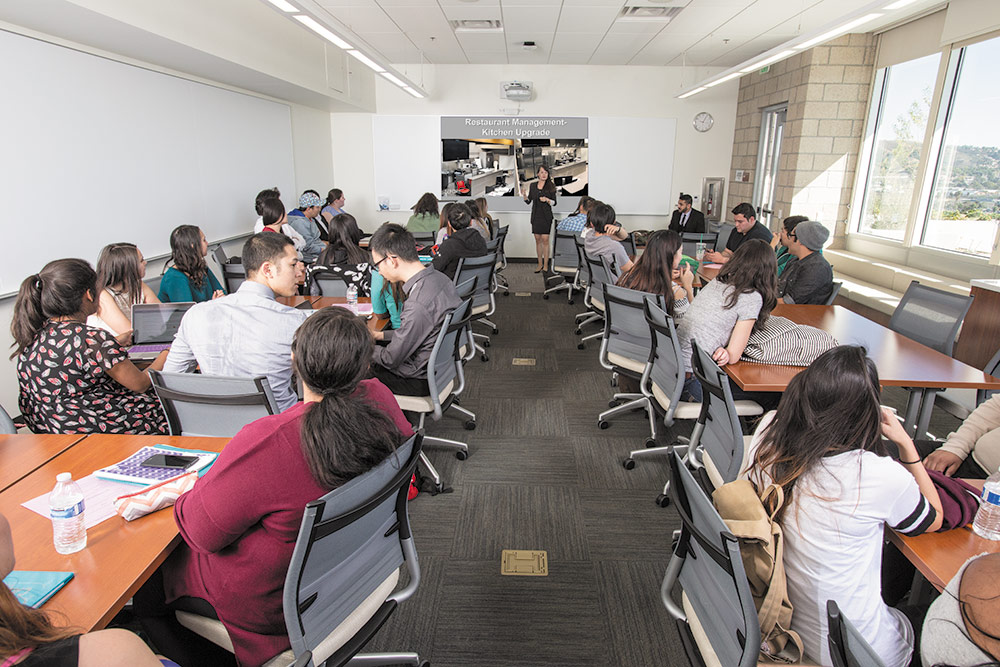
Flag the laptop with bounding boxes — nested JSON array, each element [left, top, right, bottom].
[[128, 302, 195, 359]]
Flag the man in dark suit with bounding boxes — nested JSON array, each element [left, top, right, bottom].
[[668, 193, 705, 234]]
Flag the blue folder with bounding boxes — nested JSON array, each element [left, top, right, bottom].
[[3, 570, 74, 608]]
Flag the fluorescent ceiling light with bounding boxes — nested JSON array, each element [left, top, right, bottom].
[[705, 71, 742, 88], [740, 49, 797, 73], [796, 13, 882, 50], [403, 87, 425, 99], [348, 50, 385, 73], [883, 0, 919, 8], [294, 15, 352, 50], [381, 72, 406, 86], [264, 0, 298, 11], [678, 86, 706, 99]]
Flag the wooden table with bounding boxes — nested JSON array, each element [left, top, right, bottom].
[[696, 263, 721, 283], [0, 434, 88, 492], [275, 294, 314, 308], [274, 296, 389, 331], [0, 433, 229, 630]]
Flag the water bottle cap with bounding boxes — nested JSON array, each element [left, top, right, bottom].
[[56, 472, 72, 482]]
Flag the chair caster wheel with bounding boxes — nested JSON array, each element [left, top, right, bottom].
[[568, 299, 575, 305], [483, 340, 491, 348], [464, 420, 476, 430], [656, 494, 671, 508], [575, 329, 582, 335], [609, 399, 622, 408], [543, 294, 549, 300], [577, 343, 585, 350], [480, 354, 489, 362], [492, 327, 499, 335], [503, 291, 510, 296], [419, 661, 431, 667], [623, 458, 636, 470], [645, 438, 658, 448], [456, 450, 468, 461], [598, 420, 609, 430], [452, 397, 461, 405]]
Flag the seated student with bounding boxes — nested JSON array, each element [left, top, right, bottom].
[[746, 345, 943, 667], [13, 259, 168, 435], [158, 226, 225, 303], [370, 270, 403, 330], [556, 195, 594, 233], [704, 202, 773, 264], [432, 205, 488, 280], [677, 239, 777, 404], [667, 193, 706, 234], [309, 213, 372, 296], [777, 220, 834, 305], [0, 513, 174, 667], [320, 187, 347, 223], [254, 196, 306, 260], [464, 201, 492, 241], [406, 192, 440, 233], [583, 202, 634, 273], [772, 214, 809, 276], [285, 191, 326, 263], [87, 242, 161, 342], [917, 392, 1000, 479], [435, 202, 456, 246], [136, 308, 411, 667], [474, 197, 495, 236], [163, 233, 307, 412], [616, 229, 693, 319], [369, 224, 461, 396]]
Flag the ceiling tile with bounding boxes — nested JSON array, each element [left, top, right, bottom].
[[552, 31, 605, 51], [555, 6, 621, 33], [501, 6, 561, 33], [508, 48, 552, 63], [465, 51, 509, 64], [596, 32, 653, 51], [559, 0, 627, 5], [456, 31, 508, 51], [438, 0, 499, 4], [606, 19, 671, 34], [588, 51, 631, 65], [440, 5, 503, 20], [316, 0, 379, 7], [375, 0, 440, 6], [548, 51, 596, 64], [383, 5, 451, 34], [323, 6, 400, 32], [502, 0, 564, 6]]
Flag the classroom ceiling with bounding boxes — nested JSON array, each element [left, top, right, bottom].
[[311, 0, 943, 67]]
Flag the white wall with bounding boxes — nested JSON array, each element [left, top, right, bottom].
[[333, 64, 739, 258]]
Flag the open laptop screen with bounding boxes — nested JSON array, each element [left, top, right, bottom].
[[130, 302, 195, 344]]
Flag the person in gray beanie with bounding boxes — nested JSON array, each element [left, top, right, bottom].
[[777, 219, 834, 305]]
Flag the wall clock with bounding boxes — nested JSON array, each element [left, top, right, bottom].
[[693, 112, 714, 133]]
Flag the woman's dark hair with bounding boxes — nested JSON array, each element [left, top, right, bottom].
[[473, 197, 492, 223], [326, 188, 344, 206], [617, 230, 681, 316], [750, 345, 886, 522], [260, 197, 286, 228], [448, 205, 472, 231], [575, 195, 595, 215], [292, 307, 401, 488], [319, 213, 368, 266], [168, 225, 208, 289], [412, 192, 439, 216], [0, 583, 78, 659], [716, 239, 777, 329], [96, 243, 144, 307], [536, 165, 556, 196], [11, 259, 96, 359], [254, 187, 280, 215], [782, 215, 810, 234], [439, 202, 456, 230], [369, 223, 419, 263]]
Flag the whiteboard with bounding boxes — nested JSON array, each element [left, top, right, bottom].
[[372, 115, 440, 212], [0, 29, 295, 293]]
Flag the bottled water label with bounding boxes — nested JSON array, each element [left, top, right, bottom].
[[51, 500, 85, 519], [984, 489, 1000, 505]]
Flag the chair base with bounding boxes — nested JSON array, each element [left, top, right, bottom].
[[597, 394, 650, 429], [345, 652, 423, 666]]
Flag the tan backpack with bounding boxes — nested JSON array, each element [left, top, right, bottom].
[[712, 479, 804, 664]]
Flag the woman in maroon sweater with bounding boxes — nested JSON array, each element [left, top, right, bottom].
[[135, 308, 412, 667]]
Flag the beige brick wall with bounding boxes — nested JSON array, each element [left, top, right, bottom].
[[726, 34, 875, 246]]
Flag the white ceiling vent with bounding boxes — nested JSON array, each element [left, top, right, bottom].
[[617, 6, 684, 22], [450, 20, 503, 32]]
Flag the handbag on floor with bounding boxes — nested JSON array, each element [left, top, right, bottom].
[[741, 315, 837, 366]]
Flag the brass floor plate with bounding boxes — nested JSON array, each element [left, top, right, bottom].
[[511, 357, 536, 366], [501, 549, 549, 576], [514, 291, 532, 297]]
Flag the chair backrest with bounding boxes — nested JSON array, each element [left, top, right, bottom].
[[663, 451, 760, 667], [552, 231, 580, 273], [495, 225, 509, 264], [620, 233, 637, 257], [979, 347, 1000, 406], [221, 262, 246, 294], [825, 281, 842, 306], [600, 284, 664, 372], [681, 232, 719, 259], [283, 433, 422, 667], [484, 237, 501, 253], [149, 371, 279, 437], [453, 253, 497, 311], [0, 403, 16, 434], [584, 253, 617, 309], [143, 274, 163, 296], [311, 272, 350, 298], [574, 235, 591, 286], [690, 341, 748, 488], [888, 280, 974, 356], [212, 245, 228, 267], [826, 600, 886, 667], [426, 299, 473, 415], [643, 301, 686, 418], [411, 231, 436, 248]]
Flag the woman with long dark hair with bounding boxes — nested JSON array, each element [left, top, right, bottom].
[[522, 164, 557, 272], [309, 213, 371, 296], [407, 192, 439, 233], [746, 345, 943, 666], [616, 230, 694, 319], [87, 242, 161, 341], [436, 202, 456, 245], [135, 307, 411, 667], [12, 259, 168, 434], [158, 226, 224, 303]]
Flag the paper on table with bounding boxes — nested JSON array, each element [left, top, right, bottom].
[[702, 263, 724, 269], [22, 474, 138, 529], [329, 303, 374, 315]]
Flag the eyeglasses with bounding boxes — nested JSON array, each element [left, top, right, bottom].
[[789, 233, 797, 240], [372, 255, 395, 272]]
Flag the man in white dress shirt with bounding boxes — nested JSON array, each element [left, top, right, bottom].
[[164, 232, 308, 411]]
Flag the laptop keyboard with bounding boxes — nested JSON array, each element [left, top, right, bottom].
[[129, 343, 171, 355]]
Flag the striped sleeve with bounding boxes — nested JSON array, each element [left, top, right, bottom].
[[891, 493, 937, 536]]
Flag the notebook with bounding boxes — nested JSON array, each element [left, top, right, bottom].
[[3, 571, 74, 608], [94, 445, 217, 486], [128, 302, 195, 359]]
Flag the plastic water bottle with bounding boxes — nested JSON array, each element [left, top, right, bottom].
[[972, 470, 1000, 541], [49, 473, 86, 554], [346, 284, 358, 310]]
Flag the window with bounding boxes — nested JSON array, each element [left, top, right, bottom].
[[921, 35, 1000, 258], [856, 54, 939, 240]]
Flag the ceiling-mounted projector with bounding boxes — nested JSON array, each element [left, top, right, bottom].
[[501, 80, 533, 101]]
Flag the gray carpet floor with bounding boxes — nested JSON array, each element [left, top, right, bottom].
[[364, 262, 963, 667]]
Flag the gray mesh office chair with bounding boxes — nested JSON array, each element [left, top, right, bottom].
[[543, 230, 580, 304], [661, 451, 761, 667], [596, 285, 665, 430], [308, 272, 351, 298], [827, 600, 885, 667], [573, 236, 600, 331], [177, 434, 426, 667], [221, 262, 246, 294], [936, 346, 1000, 422], [824, 281, 842, 306], [392, 299, 474, 492], [411, 231, 436, 248], [620, 232, 638, 257], [452, 253, 498, 362], [577, 255, 618, 350], [149, 371, 279, 437], [680, 232, 718, 260], [212, 245, 229, 267], [0, 404, 16, 434], [494, 225, 510, 296]]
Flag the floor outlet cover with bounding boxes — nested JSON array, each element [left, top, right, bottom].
[[501, 549, 548, 576]]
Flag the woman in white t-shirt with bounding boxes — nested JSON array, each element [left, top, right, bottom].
[[746, 345, 943, 667]]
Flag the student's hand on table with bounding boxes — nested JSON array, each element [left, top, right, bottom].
[[372, 330, 384, 342], [923, 449, 963, 476], [704, 250, 724, 263], [211, 290, 225, 300], [115, 330, 134, 346], [712, 347, 731, 366]]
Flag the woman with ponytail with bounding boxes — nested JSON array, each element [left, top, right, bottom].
[[11, 259, 168, 435], [134, 307, 411, 667]]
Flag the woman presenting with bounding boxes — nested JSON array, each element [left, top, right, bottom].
[[522, 164, 557, 273]]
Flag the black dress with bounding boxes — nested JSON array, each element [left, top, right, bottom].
[[526, 181, 557, 234]]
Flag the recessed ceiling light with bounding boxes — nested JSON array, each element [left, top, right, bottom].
[[796, 13, 882, 50], [348, 50, 385, 73], [449, 19, 503, 32], [264, 0, 297, 11], [294, 15, 352, 50]]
